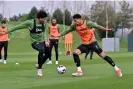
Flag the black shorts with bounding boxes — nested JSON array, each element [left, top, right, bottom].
[[49, 39, 59, 46], [31, 42, 50, 54], [77, 42, 103, 55], [0, 41, 8, 48]]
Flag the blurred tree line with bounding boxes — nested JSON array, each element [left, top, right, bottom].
[[9, 6, 72, 26], [6, 1, 133, 39], [90, 1, 133, 39]]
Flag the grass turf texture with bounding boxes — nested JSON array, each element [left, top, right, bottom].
[[0, 21, 132, 89], [0, 38, 132, 89]]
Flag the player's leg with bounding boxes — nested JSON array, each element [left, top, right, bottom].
[[66, 43, 70, 56], [72, 44, 88, 77], [90, 49, 93, 60], [53, 39, 59, 64], [49, 40, 53, 61], [3, 41, 8, 64], [65, 43, 67, 56], [31, 42, 45, 76], [0, 42, 4, 62], [68, 43, 71, 56], [32, 42, 44, 68], [70, 43, 72, 56], [37, 43, 50, 76], [0, 49, 2, 62], [84, 50, 90, 59], [91, 42, 122, 77], [47, 40, 53, 64], [37, 51, 44, 76], [0, 48, 3, 62], [41, 44, 50, 65], [66, 43, 68, 56]]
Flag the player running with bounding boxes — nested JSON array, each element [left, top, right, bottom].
[[58, 14, 122, 77], [47, 18, 60, 65], [6, 10, 50, 77], [0, 21, 9, 64]]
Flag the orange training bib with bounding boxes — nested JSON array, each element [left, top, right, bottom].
[[76, 20, 95, 44], [49, 24, 59, 39], [0, 27, 8, 41]]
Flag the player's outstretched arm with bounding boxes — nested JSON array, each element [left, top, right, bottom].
[[59, 24, 75, 37], [88, 21, 113, 31], [6, 20, 31, 34]]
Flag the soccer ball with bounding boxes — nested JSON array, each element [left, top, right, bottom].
[[57, 65, 66, 74]]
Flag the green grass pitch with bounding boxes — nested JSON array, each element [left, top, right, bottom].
[[0, 22, 132, 89], [0, 38, 133, 89]]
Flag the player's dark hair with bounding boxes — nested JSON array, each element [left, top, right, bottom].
[[73, 14, 81, 19], [51, 18, 57, 22], [1, 20, 6, 24], [37, 10, 47, 19]]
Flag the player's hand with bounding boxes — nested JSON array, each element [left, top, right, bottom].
[[0, 33, 5, 36], [0, 31, 8, 35], [57, 34, 61, 37], [45, 41, 50, 47], [105, 28, 113, 32], [4, 31, 8, 35], [50, 35, 55, 37]]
